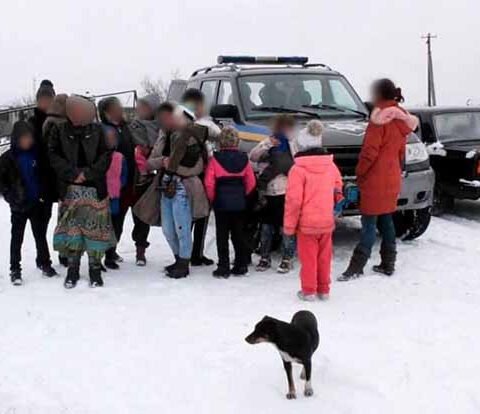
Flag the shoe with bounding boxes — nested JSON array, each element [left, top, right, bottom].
[[40, 265, 58, 278], [10, 270, 23, 286], [231, 265, 249, 276], [338, 247, 369, 282], [113, 252, 124, 263], [164, 255, 179, 273], [277, 258, 293, 274], [136, 246, 147, 267], [297, 291, 317, 302], [317, 293, 330, 301], [64, 265, 80, 289], [59, 255, 69, 268], [89, 265, 104, 288], [104, 260, 120, 270], [255, 258, 271, 272], [372, 245, 396, 276], [191, 256, 214, 266], [166, 258, 190, 279], [212, 266, 230, 279]]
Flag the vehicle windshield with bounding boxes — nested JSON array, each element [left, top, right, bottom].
[[433, 112, 480, 142], [238, 73, 367, 120]]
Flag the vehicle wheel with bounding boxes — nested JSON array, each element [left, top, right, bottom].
[[393, 207, 432, 241], [432, 187, 455, 216]]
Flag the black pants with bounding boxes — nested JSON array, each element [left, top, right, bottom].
[[10, 203, 52, 271], [215, 211, 248, 268], [192, 215, 209, 260], [106, 185, 150, 259]]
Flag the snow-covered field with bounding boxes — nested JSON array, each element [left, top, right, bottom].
[[1, 201, 480, 414]]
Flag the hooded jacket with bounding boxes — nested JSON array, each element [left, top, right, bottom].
[[0, 121, 47, 212], [204, 149, 256, 212], [356, 101, 417, 215], [284, 150, 343, 236]]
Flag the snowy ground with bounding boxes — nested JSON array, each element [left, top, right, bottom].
[[1, 201, 480, 414]]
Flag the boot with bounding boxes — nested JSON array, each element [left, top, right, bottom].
[[164, 255, 179, 273], [10, 269, 23, 286], [64, 262, 80, 289], [166, 258, 190, 279], [373, 245, 397, 276], [338, 247, 369, 281], [89, 264, 104, 288], [136, 246, 147, 267], [104, 249, 120, 270]]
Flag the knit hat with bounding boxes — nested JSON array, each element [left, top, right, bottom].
[[219, 126, 239, 148], [36, 79, 56, 101], [296, 120, 324, 151]]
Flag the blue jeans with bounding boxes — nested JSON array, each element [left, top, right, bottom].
[[259, 224, 296, 259], [161, 181, 193, 259], [358, 214, 396, 257]]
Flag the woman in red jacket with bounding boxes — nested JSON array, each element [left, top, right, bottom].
[[339, 79, 419, 281]]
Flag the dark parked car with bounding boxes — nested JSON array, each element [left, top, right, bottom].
[[169, 56, 435, 239], [410, 107, 480, 214]]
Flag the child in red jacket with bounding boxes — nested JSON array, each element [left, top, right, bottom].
[[284, 121, 343, 301], [204, 127, 256, 278]]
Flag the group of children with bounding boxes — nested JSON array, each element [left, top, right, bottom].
[[0, 85, 344, 301]]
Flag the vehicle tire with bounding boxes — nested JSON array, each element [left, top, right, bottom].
[[393, 207, 432, 241], [432, 187, 455, 217]]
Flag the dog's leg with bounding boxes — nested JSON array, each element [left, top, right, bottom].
[[303, 360, 314, 397], [283, 361, 296, 399], [300, 367, 306, 380]]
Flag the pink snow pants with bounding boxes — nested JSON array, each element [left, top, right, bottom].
[[298, 232, 333, 295]]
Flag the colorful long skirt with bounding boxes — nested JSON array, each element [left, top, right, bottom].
[[54, 185, 116, 259]]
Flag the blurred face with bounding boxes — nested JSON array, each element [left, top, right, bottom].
[[107, 102, 124, 124], [184, 100, 205, 118], [158, 111, 176, 131], [18, 133, 34, 150], [136, 101, 154, 121], [37, 96, 54, 112]]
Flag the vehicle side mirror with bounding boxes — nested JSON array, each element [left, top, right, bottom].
[[364, 101, 374, 116], [210, 104, 241, 123]]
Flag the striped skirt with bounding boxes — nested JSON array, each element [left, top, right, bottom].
[[54, 185, 116, 259]]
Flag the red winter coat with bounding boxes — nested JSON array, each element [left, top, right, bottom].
[[284, 151, 343, 236], [356, 101, 418, 215]]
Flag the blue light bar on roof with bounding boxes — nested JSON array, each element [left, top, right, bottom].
[[217, 56, 309, 65]]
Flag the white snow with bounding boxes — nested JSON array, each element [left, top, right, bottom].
[[1, 201, 480, 413], [460, 178, 480, 188], [465, 150, 477, 159]]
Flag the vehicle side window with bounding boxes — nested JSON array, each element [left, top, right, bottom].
[[218, 81, 234, 105], [200, 80, 218, 111], [303, 80, 323, 105]]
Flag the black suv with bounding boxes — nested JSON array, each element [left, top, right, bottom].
[[410, 107, 480, 214], [169, 56, 435, 239]]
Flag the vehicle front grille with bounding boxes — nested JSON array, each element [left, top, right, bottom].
[[328, 146, 361, 176]]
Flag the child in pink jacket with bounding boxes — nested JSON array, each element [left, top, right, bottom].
[[284, 121, 343, 301], [204, 127, 256, 278]]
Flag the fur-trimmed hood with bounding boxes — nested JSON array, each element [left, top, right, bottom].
[[370, 104, 419, 131]]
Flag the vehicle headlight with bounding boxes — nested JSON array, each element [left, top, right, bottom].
[[406, 142, 429, 164]]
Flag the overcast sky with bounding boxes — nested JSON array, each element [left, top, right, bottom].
[[1, 0, 478, 107]]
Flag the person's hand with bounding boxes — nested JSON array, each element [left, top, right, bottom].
[[74, 172, 86, 184], [269, 136, 280, 146]]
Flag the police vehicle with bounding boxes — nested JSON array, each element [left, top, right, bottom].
[[168, 56, 435, 239]]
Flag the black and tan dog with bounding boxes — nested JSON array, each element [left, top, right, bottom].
[[245, 311, 319, 399]]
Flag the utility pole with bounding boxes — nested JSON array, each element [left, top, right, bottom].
[[422, 33, 437, 106]]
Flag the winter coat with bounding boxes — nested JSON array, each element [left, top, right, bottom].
[[356, 101, 417, 215], [249, 136, 298, 196], [204, 149, 256, 212], [101, 120, 136, 186], [107, 151, 128, 215], [284, 149, 343, 236], [48, 120, 111, 200], [129, 119, 160, 148], [0, 123, 48, 212]]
